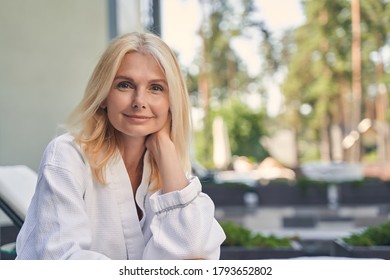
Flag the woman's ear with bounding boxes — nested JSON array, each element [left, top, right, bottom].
[[100, 99, 107, 111]]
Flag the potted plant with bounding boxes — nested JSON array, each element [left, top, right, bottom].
[[220, 221, 303, 259], [332, 220, 390, 259]]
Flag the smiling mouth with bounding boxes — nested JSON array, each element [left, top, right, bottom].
[[128, 116, 150, 119], [123, 114, 153, 120]]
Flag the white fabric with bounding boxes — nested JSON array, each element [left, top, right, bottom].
[[15, 133, 225, 260], [0, 165, 37, 220]]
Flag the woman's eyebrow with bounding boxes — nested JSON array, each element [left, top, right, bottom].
[[113, 76, 168, 85], [113, 75, 133, 81], [149, 79, 168, 85]]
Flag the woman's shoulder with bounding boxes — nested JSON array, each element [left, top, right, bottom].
[[45, 133, 80, 154], [40, 133, 87, 170], [47, 132, 78, 148]]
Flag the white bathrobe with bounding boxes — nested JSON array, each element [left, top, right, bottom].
[[16, 133, 225, 259]]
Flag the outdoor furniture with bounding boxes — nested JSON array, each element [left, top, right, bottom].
[[0, 165, 37, 257], [0, 165, 37, 227]]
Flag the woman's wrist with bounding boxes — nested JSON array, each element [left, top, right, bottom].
[[152, 138, 188, 193]]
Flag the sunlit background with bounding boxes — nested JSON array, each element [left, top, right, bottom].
[[1, 0, 390, 259]]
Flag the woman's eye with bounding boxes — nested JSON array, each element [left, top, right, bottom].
[[116, 81, 133, 90], [151, 85, 163, 92]]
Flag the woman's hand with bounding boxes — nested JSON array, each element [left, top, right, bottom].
[[145, 114, 188, 193], [145, 113, 172, 156]]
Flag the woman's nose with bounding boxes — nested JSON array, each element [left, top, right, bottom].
[[131, 89, 147, 109]]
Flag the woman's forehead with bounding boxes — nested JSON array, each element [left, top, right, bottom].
[[116, 52, 167, 80]]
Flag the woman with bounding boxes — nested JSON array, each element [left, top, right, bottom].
[[16, 32, 226, 260]]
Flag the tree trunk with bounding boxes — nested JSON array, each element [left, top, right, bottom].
[[350, 0, 362, 162], [320, 114, 331, 162]]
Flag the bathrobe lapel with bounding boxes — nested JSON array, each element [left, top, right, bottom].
[[106, 152, 152, 259]]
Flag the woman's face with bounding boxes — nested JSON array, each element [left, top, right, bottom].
[[104, 52, 170, 142]]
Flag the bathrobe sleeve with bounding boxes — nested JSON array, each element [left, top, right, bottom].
[[143, 176, 226, 259]]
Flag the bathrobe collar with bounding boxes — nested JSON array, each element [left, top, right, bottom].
[[105, 150, 152, 259]]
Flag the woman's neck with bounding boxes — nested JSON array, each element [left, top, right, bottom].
[[120, 137, 146, 193]]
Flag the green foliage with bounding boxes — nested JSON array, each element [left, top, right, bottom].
[[192, 0, 267, 167], [194, 98, 269, 167], [192, 0, 390, 165], [196, 0, 261, 103], [212, 98, 269, 162], [221, 221, 293, 248], [278, 0, 390, 162], [343, 221, 390, 246], [194, 127, 214, 169], [295, 177, 328, 193]]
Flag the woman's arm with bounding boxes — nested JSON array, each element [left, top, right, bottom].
[[16, 136, 111, 260], [144, 116, 226, 259], [145, 115, 188, 193], [142, 177, 226, 260], [16, 164, 110, 259]]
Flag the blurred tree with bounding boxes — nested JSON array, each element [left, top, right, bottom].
[[279, 0, 390, 164], [359, 0, 390, 163], [212, 98, 269, 162], [190, 0, 270, 167]]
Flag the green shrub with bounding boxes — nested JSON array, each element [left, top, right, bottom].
[[221, 221, 293, 248], [343, 221, 390, 246]]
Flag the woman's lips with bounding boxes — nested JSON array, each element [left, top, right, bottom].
[[123, 114, 153, 122]]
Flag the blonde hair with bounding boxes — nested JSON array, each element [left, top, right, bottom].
[[66, 32, 192, 187]]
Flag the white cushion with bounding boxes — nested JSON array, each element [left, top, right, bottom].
[[0, 165, 37, 220]]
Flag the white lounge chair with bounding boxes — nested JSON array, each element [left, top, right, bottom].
[[0, 165, 37, 228]]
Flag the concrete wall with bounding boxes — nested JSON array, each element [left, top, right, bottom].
[[0, 0, 109, 170]]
